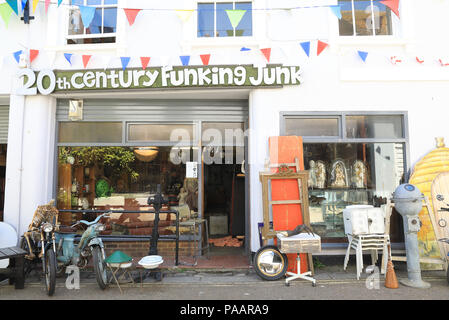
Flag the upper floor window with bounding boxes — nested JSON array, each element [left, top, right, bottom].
[[339, 0, 393, 36], [198, 1, 252, 38], [68, 0, 118, 45]]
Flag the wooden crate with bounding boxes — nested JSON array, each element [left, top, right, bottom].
[[276, 233, 321, 254]]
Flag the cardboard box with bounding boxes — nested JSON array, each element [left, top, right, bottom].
[[276, 233, 321, 254]]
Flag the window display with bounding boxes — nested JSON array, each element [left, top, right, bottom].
[[57, 146, 196, 236], [305, 143, 405, 239]]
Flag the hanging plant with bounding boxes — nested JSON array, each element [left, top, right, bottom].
[[60, 147, 139, 181]]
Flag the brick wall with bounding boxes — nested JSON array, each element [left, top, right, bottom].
[[104, 240, 196, 258]]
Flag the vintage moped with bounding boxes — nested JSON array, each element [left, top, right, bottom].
[[55, 212, 110, 289]]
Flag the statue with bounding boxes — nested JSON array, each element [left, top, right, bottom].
[[330, 160, 348, 188], [315, 160, 327, 189], [308, 160, 317, 188], [352, 160, 368, 188]]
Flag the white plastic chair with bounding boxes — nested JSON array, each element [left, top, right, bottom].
[[343, 233, 391, 280]]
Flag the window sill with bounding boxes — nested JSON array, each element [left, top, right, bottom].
[[182, 36, 261, 49], [336, 36, 410, 47], [45, 42, 125, 53]]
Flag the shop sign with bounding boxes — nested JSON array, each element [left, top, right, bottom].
[[15, 64, 301, 95]]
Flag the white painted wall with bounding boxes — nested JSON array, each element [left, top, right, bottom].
[[1, 0, 449, 250]]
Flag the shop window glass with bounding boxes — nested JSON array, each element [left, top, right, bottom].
[[59, 122, 122, 143], [68, 0, 117, 45], [346, 115, 404, 139], [202, 122, 245, 146], [339, 0, 392, 36], [198, 2, 253, 38], [57, 146, 196, 236], [305, 143, 405, 239], [284, 118, 339, 137], [127, 124, 195, 143]]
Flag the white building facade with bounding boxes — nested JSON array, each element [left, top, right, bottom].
[[0, 0, 448, 256]]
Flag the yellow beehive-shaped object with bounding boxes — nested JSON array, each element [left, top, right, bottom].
[[409, 137, 449, 268]]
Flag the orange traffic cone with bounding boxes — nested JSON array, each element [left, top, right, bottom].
[[385, 245, 399, 289]]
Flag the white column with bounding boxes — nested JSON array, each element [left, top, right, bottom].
[[4, 94, 57, 237]]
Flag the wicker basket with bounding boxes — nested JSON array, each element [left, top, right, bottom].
[[276, 233, 321, 254]]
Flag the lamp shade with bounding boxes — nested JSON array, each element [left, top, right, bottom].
[[134, 147, 159, 162], [104, 250, 132, 264]]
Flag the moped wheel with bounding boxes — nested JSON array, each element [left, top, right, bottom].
[[253, 245, 288, 281], [19, 236, 34, 277], [92, 246, 108, 290], [44, 249, 57, 296]]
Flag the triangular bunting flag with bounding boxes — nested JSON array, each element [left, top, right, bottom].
[[225, 9, 246, 29], [58, 0, 63, 7], [240, 47, 251, 52], [6, 0, 18, 15], [45, 0, 50, 13], [140, 57, 151, 70], [380, 0, 400, 19], [175, 9, 194, 23], [32, 0, 38, 13], [180, 55, 190, 66], [260, 48, 271, 62], [124, 8, 141, 26], [29, 49, 39, 64], [78, 5, 96, 29], [358, 51, 368, 62], [200, 54, 211, 66], [329, 5, 342, 19], [0, 3, 14, 27], [300, 41, 310, 57], [82, 55, 92, 69], [317, 40, 329, 56], [13, 50, 22, 64], [120, 57, 131, 70], [21, 0, 27, 14], [45, 50, 57, 69], [64, 53, 73, 65]]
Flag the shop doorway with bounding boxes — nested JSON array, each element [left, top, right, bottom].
[[202, 147, 246, 257], [0, 144, 6, 222]]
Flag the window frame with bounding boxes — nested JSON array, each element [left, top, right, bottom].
[[66, 0, 118, 45], [338, 0, 395, 37], [197, 0, 253, 39], [280, 111, 410, 173]]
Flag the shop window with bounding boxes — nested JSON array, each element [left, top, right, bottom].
[[346, 115, 404, 139], [127, 123, 196, 143], [59, 122, 122, 143], [339, 0, 393, 36], [67, 0, 117, 45], [197, 2, 253, 38], [284, 117, 340, 138], [57, 146, 196, 236], [281, 113, 408, 240]]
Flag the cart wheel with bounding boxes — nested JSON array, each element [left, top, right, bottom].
[[285, 282, 290, 287], [312, 281, 317, 287]]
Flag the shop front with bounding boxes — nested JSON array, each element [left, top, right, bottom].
[[2, 64, 301, 261], [55, 98, 249, 258]]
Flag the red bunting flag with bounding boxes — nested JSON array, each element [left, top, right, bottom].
[[200, 54, 211, 66], [390, 56, 402, 65], [415, 57, 424, 64], [317, 40, 329, 56], [45, 0, 50, 13], [124, 8, 141, 26], [380, 0, 400, 19], [260, 48, 271, 62], [82, 55, 92, 68], [29, 49, 39, 64], [140, 57, 151, 70]]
